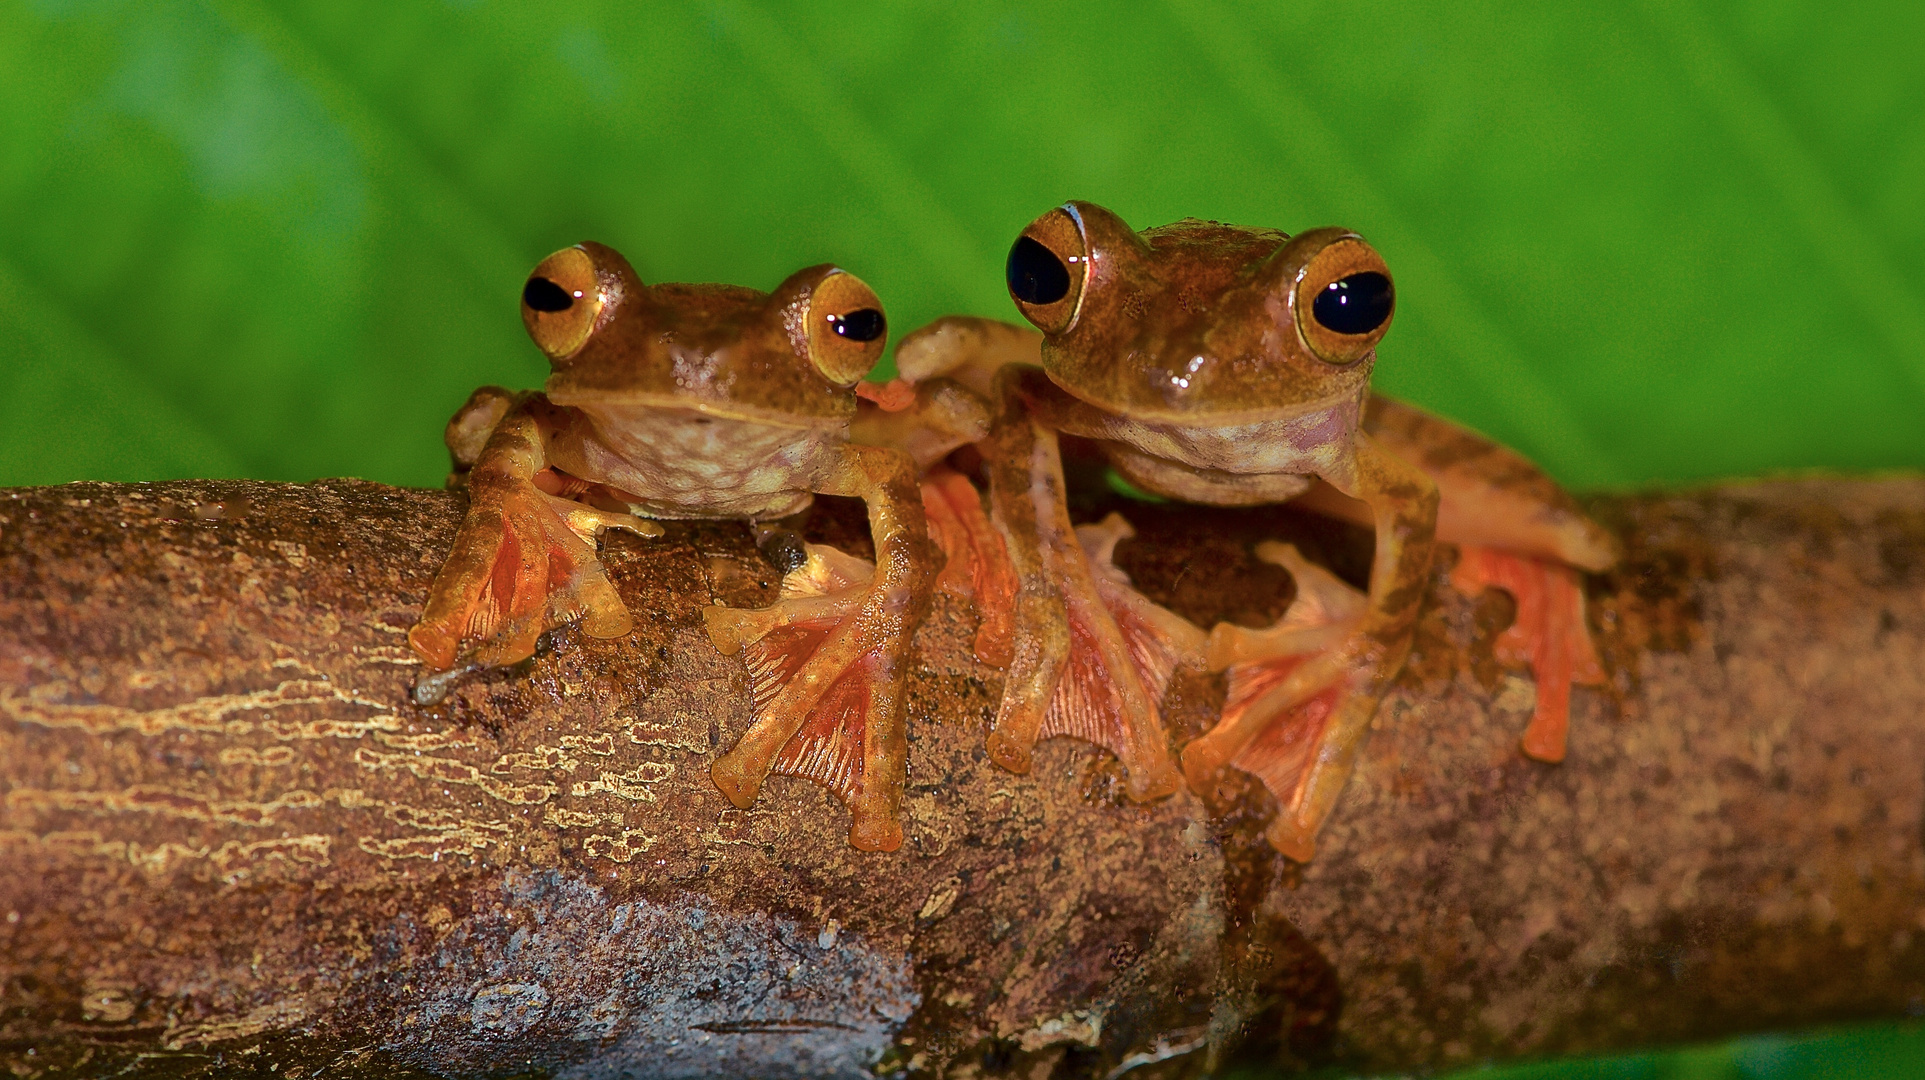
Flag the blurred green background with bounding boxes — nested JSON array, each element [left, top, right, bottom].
[[2, 0, 1920, 491], [1, 1, 1920, 1076]]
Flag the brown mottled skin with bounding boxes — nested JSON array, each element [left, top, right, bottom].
[[407, 242, 939, 851], [905, 201, 1618, 859]]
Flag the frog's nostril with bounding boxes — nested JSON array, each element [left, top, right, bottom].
[[1007, 236, 1071, 306], [523, 276, 576, 313], [830, 308, 886, 343], [1312, 272, 1392, 336]]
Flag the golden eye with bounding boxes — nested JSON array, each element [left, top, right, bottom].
[[1293, 235, 1394, 366], [1006, 206, 1090, 335], [806, 270, 888, 385], [520, 246, 605, 360]]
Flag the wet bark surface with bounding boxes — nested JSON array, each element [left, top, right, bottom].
[[2, 475, 1923, 1078]]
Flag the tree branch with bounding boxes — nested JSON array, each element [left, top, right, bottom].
[[2, 476, 1922, 1078]]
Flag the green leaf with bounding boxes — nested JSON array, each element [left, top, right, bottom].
[[2, 0, 1920, 489]]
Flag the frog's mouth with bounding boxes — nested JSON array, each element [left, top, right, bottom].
[[547, 389, 851, 431], [1054, 369, 1371, 431]]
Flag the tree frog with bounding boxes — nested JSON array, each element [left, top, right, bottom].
[[899, 202, 1619, 859], [407, 242, 939, 851]]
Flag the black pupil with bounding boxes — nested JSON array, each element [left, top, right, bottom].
[[1311, 271, 1392, 335], [1007, 235, 1071, 305], [831, 308, 886, 342], [523, 276, 575, 313]]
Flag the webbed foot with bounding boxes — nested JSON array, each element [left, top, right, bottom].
[[988, 513, 1200, 802], [1186, 543, 1377, 861], [408, 468, 662, 701], [705, 544, 916, 851], [1451, 544, 1605, 763], [919, 465, 1018, 667]]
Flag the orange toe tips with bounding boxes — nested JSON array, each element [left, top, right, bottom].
[[1264, 819, 1319, 865], [578, 605, 635, 640], [1125, 761, 1185, 803], [1451, 545, 1605, 766], [920, 467, 1019, 667], [985, 730, 1034, 775], [709, 756, 763, 810], [407, 624, 459, 673], [847, 811, 906, 853], [854, 377, 919, 412], [1520, 719, 1568, 765]]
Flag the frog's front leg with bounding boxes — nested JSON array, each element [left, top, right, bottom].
[[705, 443, 938, 852], [1185, 435, 1438, 860], [848, 364, 1017, 667], [981, 372, 1191, 802], [408, 394, 664, 703]]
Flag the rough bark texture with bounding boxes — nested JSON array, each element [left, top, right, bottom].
[[1, 475, 1923, 1079]]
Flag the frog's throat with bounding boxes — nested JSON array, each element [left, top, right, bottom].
[[1048, 376, 1367, 493], [546, 390, 850, 432]]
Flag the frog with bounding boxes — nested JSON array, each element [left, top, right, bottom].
[[892, 201, 1619, 859], [406, 241, 940, 851]]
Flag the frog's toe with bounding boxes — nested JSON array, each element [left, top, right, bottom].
[[1263, 817, 1321, 865], [707, 544, 912, 851], [1187, 543, 1375, 858], [920, 465, 1017, 667], [992, 513, 1200, 802], [1451, 545, 1605, 763]]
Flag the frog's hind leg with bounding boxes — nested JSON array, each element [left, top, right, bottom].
[[1206, 544, 1371, 858], [983, 405, 1195, 802], [1302, 394, 1618, 763], [707, 445, 938, 853], [408, 407, 661, 702]]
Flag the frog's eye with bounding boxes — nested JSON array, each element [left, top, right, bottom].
[[1293, 236, 1394, 365], [1007, 207, 1089, 335], [521, 246, 606, 360], [807, 271, 889, 385]]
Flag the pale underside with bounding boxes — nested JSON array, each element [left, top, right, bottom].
[[545, 401, 846, 521], [1056, 383, 1368, 506]]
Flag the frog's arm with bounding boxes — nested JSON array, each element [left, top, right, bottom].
[[981, 366, 1190, 802], [706, 443, 938, 852], [407, 392, 661, 703], [851, 326, 1025, 667], [1184, 435, 1439, 860], [892, 315, 1041, 399]]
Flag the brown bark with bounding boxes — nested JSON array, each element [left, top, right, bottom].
[[1, 475, 1923, 1079]]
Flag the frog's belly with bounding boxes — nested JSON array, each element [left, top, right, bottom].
[[550, 405, 840, 521]]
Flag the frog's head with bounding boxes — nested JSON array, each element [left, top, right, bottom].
[[521, 242, 888, 427], [1003, 201, 1394, 424]]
